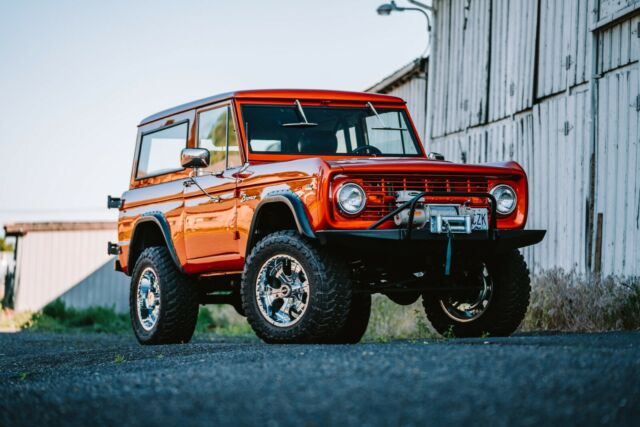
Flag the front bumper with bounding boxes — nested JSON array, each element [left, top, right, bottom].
[[316, 229, 546, 253], [317, 189, 544, 254]]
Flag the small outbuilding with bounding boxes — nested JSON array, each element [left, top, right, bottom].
[[3, 222, 128, 313]]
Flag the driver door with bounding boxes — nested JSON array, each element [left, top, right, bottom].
[[183, 104, 243, 263]]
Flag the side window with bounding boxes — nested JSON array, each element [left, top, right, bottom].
[[198, 106, 242, 172], [136, 122, 188, 179]]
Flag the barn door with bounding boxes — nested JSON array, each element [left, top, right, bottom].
[[594, 66, 640, 276]]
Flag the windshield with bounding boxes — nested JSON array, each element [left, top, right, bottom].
[[241, 105, 422, 157]]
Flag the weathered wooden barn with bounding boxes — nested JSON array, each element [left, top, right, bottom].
[[3, 222, 129, 312], [371, 0, 639, 277]]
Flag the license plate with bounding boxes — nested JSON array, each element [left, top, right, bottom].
[[471, 208, 489, 230]]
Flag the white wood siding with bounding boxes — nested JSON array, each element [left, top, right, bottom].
[[598, 13, 640, 73], [431, 0, 491, 137], [489, 0, 538, 121], [599, 0, 640, 18], [536, 0, 594, 99], [427, 0, 640, 277]]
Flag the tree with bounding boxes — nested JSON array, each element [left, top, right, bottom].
[[0, 237, 14, 252]]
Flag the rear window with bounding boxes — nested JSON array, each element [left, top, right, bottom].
[[136, 122, 188, 179]]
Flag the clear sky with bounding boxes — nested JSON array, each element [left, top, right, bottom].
[[0, 0, 430, 231]]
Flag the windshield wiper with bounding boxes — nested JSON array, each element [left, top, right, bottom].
[[367, 102, 406, 131], [282, 100, 318, 128]]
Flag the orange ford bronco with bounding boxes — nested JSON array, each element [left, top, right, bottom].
[[108, 89, 545, 344]]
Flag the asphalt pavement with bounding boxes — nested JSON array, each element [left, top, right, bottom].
[[1, 331, 638, 427]]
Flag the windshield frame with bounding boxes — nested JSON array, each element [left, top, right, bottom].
[[236, 100, 426, 161]]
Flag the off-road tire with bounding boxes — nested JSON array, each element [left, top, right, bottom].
[[422, 249, 531, 338], [241, 230, 352, 344], [230, 292, 246, 317], [130, 246, 199, 345], [325, 292, 371, 344]]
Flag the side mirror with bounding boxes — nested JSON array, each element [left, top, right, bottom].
[[427, 152, 445, 161], [181, 148, 210, 169]]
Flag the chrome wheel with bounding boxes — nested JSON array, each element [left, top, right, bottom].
[[137, 267, 161, 331], [440, 264, 493, 322], [255, 254, 310, 327]]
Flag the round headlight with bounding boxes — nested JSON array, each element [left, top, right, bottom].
[[336, 183, 366, 215], [490, 184, 517, 215]]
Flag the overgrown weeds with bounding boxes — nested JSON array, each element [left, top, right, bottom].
[[522, 269, 640, 332]]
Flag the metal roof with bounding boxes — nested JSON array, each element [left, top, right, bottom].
[[139, 89, 406, 126], [4, 221, 117, 236], [366, 57, 428, 94]]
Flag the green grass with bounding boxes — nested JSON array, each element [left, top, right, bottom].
[[8, 270, 639, 339], [16, 299, 254, 337], [27, 300, 130, 334]]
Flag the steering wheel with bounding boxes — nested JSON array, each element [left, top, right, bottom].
[[352, 145, 382, 155]]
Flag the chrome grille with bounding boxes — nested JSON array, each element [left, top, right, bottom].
[[356, 174, 490, 221]]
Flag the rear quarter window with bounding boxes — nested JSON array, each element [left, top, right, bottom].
[[136, 122, 188, 179]]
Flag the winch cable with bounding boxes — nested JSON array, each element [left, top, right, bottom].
[[443, 220, 453, 276]]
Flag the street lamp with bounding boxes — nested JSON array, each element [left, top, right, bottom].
[[376, 0, 432, 31]]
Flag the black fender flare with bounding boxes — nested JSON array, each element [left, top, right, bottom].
[[129, 212, 184, 274], [246, 192, 316, 253]]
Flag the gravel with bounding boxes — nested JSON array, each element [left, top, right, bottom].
[[1, 331, 639, 426]]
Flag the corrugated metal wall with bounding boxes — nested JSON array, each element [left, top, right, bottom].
[[13, 230, 129, 312], [428, 0, 640, 277]]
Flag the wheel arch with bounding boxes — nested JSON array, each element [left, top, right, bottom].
[[128, 212, 183, 275], [246, 192, 316, 255]]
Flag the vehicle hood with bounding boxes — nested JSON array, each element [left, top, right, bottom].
[[325, 157, 525, 177]]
